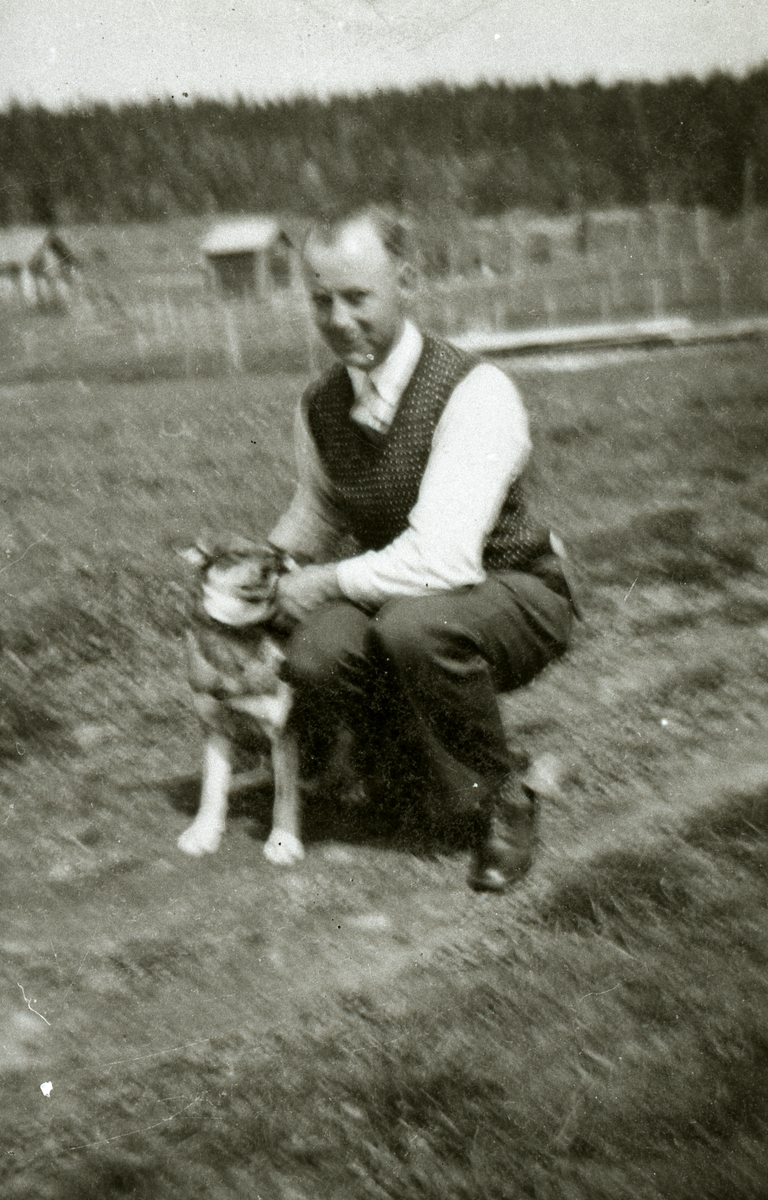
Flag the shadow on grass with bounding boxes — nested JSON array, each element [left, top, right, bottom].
[[581, 504, 760, 588], [542, 771, 768, 935], [0, 683, 65, 759], [155, 764, 473, 858], [685, 773, 768, 865]]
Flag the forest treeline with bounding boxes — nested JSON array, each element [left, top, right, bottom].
[[2, 68, 768, 227]]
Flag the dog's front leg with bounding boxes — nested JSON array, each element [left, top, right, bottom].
[[178, 731, 232, 856], [263, 729, 304, 866]]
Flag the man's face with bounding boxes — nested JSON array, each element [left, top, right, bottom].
[[301, 217, 409, 371]]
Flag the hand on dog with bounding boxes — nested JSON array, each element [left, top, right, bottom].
[[274, 564, 344, 626]]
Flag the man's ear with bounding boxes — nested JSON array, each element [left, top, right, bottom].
[[396, 260, 417, 295]]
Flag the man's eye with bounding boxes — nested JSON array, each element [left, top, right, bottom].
[[311, 294, 331, 309], [344, 292, 367, 306]]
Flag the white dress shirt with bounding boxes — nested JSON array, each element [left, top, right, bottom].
[[269, 319, 532, 609], [347, 319, 424, 436]]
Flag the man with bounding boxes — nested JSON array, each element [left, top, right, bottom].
[[268, 207, 576, 892]]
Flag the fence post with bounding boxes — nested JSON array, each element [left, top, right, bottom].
[[598, 280, 612, 322], [151, 299, 164, 338], [492, 291, 505, 331], [694, 207, 710, 260], [222, 304, 243, 372], [181, 303, 193, 376], [654, 207, 670, 262], [679, 254, 692, 304], [609, 267, 623, 314], [21, 327, 36, 371], [164, 292, 177, 334], [134, 328, 149, 362], [717, 266, 731, 317]]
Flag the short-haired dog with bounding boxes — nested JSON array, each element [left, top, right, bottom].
[[177, 536, 303, 866]]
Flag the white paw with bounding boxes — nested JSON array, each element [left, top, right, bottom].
[[177, 819, 225, 856], [263, 828, 304, 866]]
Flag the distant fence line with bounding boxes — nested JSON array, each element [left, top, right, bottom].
[[2, 205, 768, 381], [415, 204, 768, 333]]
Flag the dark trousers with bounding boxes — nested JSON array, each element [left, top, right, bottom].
[[283, 565, 574, 819]]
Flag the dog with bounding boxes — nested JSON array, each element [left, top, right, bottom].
[[176, 536, 304, 866]]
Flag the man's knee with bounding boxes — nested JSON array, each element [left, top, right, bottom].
[[372, 596, 452, 667], [283, 601, 370, 690]]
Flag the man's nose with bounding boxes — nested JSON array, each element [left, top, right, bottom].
[[328, 295, 354, 329]]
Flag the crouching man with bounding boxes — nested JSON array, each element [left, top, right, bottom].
[[268, 206, 577, 891]]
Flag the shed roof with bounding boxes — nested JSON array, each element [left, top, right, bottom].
[[202, 217, 285, 257], [0, 227, 51, 269]]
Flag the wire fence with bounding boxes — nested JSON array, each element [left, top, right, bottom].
[[2, 205, 768, 382]]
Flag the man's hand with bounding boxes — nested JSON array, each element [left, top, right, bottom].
[[274, 563, 344, 627]]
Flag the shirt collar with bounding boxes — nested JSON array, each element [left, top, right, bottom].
[[347, 319, 423, 408]]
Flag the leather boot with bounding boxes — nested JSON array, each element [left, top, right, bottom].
[[467, 788, 537, 893]]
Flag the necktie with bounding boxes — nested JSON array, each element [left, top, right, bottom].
[[350, 374, 391, 447]]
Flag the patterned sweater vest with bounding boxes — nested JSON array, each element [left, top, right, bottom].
[[305, 333, 551, 571]]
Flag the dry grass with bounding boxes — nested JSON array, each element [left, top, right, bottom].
[[0, 341, 767, 1198]]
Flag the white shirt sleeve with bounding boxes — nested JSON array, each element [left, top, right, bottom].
[[336, 362, 532, 607], [267, 401, 351, 562]]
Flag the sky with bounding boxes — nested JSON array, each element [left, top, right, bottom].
[[2, 0, 767, 111]]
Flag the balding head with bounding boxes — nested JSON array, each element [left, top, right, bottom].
[[301, 208, 413, 371], [304, 206, 410, 264]]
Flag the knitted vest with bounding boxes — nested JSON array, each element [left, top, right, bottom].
[[305, 333, 550, 571]]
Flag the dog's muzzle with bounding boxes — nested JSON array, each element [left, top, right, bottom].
[[200, 581, 277, 628]]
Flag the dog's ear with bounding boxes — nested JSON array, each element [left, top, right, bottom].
[[177, 545, 209, 568], [177, 529, 220, 567]]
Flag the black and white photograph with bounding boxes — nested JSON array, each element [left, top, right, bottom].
[[1, 2, 768, 1196]]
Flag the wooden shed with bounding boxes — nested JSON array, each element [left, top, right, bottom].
[[0, 227, 80, 308], [202, 218, 298, 299]]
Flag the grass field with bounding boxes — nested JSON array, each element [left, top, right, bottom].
[[1, 340, 768, 1198]]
